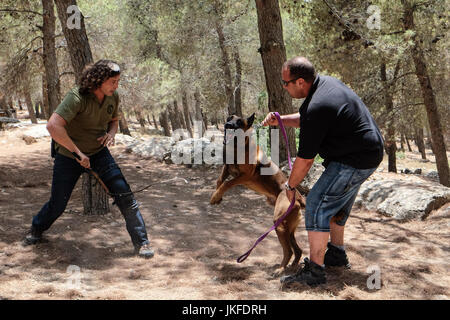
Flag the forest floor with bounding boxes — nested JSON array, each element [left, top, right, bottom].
[[0, 123, 449, 300]]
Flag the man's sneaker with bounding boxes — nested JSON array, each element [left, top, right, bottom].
[[280, 258, 326, 286], [135, 243, 154, 259], [324, 242, 351, 268], [23, 228, 43, 246]]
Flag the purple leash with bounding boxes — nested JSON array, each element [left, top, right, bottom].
[[237, 112, 296, 263]]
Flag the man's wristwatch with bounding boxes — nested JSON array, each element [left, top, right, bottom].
[[284, 181, 296, 191]]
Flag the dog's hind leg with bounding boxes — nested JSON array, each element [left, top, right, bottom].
[[273, 226, 293, 275], [289, 232, 302, 267]]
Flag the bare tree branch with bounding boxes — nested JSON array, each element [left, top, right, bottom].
[[0, 8, 42, 16]]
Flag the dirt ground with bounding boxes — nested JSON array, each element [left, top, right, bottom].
[[0, 130, 449, 300]]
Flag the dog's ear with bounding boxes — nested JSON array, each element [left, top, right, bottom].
[[247, 113, 255, 128]]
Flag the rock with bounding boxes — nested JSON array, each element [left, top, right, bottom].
[[128, 269, 141, 280], [130, 137, 175, 161], [414, 169, 422, 174], [114, 134, 137, 147], [19, 124, 50, 143], [0, 117, 19, 130], [22, 136, 37, 145], [426, 171, 439, 181], [355, 173, 450, 221]]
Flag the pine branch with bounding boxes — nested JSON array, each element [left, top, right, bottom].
[[322, 0, 375, 47]]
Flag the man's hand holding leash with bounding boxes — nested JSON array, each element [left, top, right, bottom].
[[261, 112, 279, 127]]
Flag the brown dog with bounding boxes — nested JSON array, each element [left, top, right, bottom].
[[210, 114, 305, 274]]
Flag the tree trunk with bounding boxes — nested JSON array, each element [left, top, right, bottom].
[[425, 124, 434, 153], [202, 111, 208, 131], [214, 13, 235, 116], [42, 0, 61, 117], [175, 100, 187, 130], [400, 132, 406, 152], [414, 126, 427, 160], [151, 113, 159, 130], [405, 134, 412, 152], [0, 95, 6, 112], [380, 61, 397, 173], [234, 48, 243, 118], [181, 90, 193, 137], [42, 75, 50, 119], [135, 107, 146, 129], [402, 0, 449, 186], [23, 88, 37, 124], [82, 174, 109, 215], [6, 96, 14, 114], [194, 89, 205, 136], [118, 108, 131, 136], [167, 104, 180, 131], [54, 0, 94, 83], [34, 103, 40, 119], [255, 0, 295, 163], [159, 110, 171, 136], [55, 0, 108, 213]]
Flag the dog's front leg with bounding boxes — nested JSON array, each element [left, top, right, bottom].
[[216, 165, 230, 189], [210, 175, 247, 205]]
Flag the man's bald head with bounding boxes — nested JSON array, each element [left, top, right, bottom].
[[282, 57, 316, 83]]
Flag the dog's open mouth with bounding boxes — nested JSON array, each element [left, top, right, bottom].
[[223, 129, 235, 145]]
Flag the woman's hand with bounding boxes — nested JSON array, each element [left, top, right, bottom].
[[97, 132, 115, 147]]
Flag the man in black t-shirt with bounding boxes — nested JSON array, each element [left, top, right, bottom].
[[261, 57, 384, 286]]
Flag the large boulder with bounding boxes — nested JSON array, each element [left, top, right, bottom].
[[129, 137, 175, 162], [354, 173, 450, 221], [114, 133, 137, 147]]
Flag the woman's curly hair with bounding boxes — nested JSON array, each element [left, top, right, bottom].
[[78, 59, 121, 95]]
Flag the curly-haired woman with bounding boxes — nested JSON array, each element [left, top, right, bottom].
[[24, 60, 154, 259]]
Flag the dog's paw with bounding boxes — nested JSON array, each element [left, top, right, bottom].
[[210, 193, 223, 205], [272, 267, 287, 277]]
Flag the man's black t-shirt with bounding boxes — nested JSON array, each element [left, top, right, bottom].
[[297, 74, 384, 169]]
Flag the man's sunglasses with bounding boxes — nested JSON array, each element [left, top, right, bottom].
[[281, 76, 302, 86]]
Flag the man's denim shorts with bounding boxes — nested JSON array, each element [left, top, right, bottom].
[[305, 161, 377, 232]]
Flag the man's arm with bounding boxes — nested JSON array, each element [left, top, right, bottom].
[[288, 157, 315, 187], [46, 113, 90, 168], [286, 157, 314, 202], [280, 113, 301, 128], [261, 112, 300, 128]]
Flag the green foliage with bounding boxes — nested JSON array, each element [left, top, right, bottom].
[[396, 151, 406, 160], [0, 0, 447, 145], [314, 154, 324, 164]]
